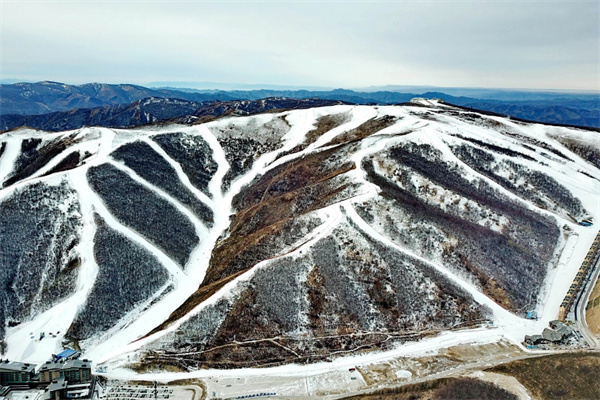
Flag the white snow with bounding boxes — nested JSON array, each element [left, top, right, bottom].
[[4, 172, 97, 364], [395, 370, 413, 379], [0, 136, 22, 185], [141, 137, 214, 207], [2, 103, 599, 389], [107, 159, 209, 239]]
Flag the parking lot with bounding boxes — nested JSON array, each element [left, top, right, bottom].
[[102, 385, 201, 400]]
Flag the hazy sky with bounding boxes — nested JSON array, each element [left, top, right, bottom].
[[2, 0, 598, 90]]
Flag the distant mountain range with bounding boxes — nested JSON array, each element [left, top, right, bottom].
[[0, 97, 348, 132], [0, 81, 234, 115], [1, 81, 598, 129]]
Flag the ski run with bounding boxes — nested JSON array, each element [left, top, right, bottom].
[[1, 103, 598, 386]]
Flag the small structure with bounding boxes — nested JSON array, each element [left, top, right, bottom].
[[52, 349, 79, 362], [542, 328, 563, 343], [549, 320, 566, 330], [526, 311, 538, 320], [0, 360, 36, 386], [524, 334, 546, 345]]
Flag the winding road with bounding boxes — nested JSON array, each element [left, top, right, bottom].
[[575, 246, 600, 348]]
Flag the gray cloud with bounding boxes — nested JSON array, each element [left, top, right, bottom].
[[2, 0, 598, 90]]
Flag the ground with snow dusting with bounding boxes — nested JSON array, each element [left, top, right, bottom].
[[0, 102, 598, 386]]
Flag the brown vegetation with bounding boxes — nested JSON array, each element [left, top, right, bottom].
[[585, 275, 600, 336], [128, 361, 189, 374], [306, 265, 328, 335], [488, 352, 600, 400], [274, 113, 351, 160], [43, 151, 85, 176], [307, 113, 351, 144], [342, 377, 517, 400], [204, 145, 358, 286], [324, 115, 398, 146], [144, 268, 250, 338], [145, 331, 430, 369]]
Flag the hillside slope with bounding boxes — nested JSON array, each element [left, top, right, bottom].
[[3, 81, 598, 127], [0, 102, 598, 371], [0, 97, 348, 132], [0, 81, 232, 115]]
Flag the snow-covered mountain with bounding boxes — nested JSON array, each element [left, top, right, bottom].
[[0, 97, 349, 132], [0, 101, 598, 372]]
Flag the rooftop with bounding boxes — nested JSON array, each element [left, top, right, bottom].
[[55, 350, 78, 359], [542, 328, 563, 342], [48, 377, 67, 392], [0, 360, 36, 374], [39, 359, 91, 372]]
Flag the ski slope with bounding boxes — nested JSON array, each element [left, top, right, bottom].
[[0, 103, 598, 380]]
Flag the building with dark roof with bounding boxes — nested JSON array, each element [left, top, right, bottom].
[[47, 376, 68, 400], [39, 359, 92, 384], [40, 359, 93, 400], [542, 327, 564, 343], [524, 334, 545, 345], [0, 360, 36, 386]]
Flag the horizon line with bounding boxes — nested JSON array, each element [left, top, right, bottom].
[[1, 79, 599, 94]]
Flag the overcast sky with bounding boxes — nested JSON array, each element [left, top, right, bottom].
[[1, 0, 598, 90]]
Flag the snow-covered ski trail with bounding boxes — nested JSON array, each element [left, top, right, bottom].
[[420, 126, 579, 226], [343, 205, 546, 345], [0, 136, 21, 186], [173, 125, 232, 283], [3, 170, 100, 364], [88, 124, 235, 363], [3, 105, 599, 380], [107, 159, 210, 239], [94, 205, 345, 366], [141, 136, 214, 207]]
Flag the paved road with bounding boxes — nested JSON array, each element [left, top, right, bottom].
[[575, 251, 600, 348]]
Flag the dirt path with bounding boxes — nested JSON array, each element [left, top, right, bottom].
[[466, 371, 532, 400]]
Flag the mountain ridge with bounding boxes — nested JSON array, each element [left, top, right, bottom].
[[0, 97, 350, 132], [2, 81, 598, 128], [0, 101, 598, 371]]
